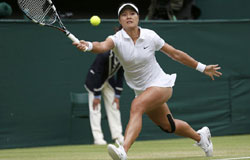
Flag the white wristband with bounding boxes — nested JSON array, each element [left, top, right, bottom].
[[84, 41, 93, 52], [196, 62, 206, 72]]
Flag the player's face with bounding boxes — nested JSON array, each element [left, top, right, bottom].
[[119, 9, 139, 30]]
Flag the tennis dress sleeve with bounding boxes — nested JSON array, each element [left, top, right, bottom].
[[108, 34, 118, 47], [108, 34, 120, 55], [153, 32, 165, 51]]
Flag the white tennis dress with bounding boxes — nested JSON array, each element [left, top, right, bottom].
[[109, 27, 176, 95]]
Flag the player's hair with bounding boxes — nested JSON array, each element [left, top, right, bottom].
[[114, 25, 123, 32]]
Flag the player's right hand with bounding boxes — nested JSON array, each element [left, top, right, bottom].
[[73, 40, 88, 52]]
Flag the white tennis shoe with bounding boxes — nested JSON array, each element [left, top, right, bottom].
[[108, 140, 127, 160], [196, 126, 213, 157]]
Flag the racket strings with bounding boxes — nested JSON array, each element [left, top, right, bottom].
[[18, 0, 57, 25]]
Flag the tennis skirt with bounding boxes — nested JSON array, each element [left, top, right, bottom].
[[134, 73, 177, 96]]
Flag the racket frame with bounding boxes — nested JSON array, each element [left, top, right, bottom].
[[18, 0, 80, 43]]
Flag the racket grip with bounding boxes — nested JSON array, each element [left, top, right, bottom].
[[68, 33, 80, 43]]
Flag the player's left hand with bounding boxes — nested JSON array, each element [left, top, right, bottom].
[[204, 64, 222, 80]]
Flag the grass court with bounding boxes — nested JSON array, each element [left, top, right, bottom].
[[0, 134, 249, 160]]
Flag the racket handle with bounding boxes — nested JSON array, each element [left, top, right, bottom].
[[68, 33, 80, 43]]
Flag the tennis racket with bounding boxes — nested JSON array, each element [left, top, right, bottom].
[[17, 0, 80, 43]]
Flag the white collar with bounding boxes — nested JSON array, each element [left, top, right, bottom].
[[121, 27, 145, 40]]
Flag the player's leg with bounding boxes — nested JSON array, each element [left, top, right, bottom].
[[102, 82, 124, 144], [108, 86, 172, 160], [146, 102, 213, 157], [87, 89, 106, 145], [146, 103, 200, 141], [123, 87, 173, 152]]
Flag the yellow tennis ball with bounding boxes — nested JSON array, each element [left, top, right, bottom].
[[90, 15, 101, 26]]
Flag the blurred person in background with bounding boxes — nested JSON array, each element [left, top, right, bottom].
[[0, 2, 12, 18], [146, 0, 201, 21], [85, 50, 124, 145]]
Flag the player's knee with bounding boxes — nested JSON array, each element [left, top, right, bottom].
[[159, 114, 176, 133]]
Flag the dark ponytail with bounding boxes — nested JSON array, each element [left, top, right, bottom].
[[114, 25, 123, 32]]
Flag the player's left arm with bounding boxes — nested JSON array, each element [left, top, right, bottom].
[[160, 43, 222, 80]]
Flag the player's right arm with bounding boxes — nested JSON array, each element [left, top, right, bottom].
[[73, 37, 114, 54]]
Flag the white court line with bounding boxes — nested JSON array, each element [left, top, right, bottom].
[[213, 157, 250, 160]]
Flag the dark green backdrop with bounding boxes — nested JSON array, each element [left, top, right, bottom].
[[0, 19, 250, 149], [196, 0, 250, 20]]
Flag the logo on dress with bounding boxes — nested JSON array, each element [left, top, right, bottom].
[[143, 46, 149, 49]]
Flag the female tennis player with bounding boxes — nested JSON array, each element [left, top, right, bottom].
[[73, 3, 222, 160]]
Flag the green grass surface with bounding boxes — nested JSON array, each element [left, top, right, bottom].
[[0, 134, 250, 160]]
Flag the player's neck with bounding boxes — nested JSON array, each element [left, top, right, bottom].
[[125, 27, 140, 42]]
